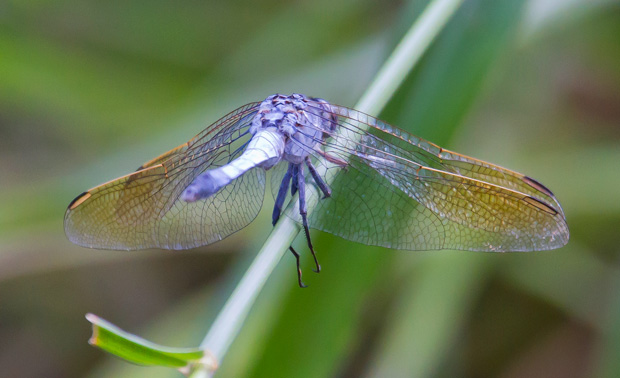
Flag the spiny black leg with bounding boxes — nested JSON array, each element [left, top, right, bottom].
[[291, 164, 299, 196], [272, 163, 294, 226], [297, 164, 321, 273], [289, 246, 307, 288], [305, 156, 331, 198]]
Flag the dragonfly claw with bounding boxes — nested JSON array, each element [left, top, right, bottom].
[[289, 247, 308, 288]]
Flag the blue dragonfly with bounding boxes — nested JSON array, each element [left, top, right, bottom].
[[65, 94, 569, 287]]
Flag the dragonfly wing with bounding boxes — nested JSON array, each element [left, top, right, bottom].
[[297, 102, 569, 252], [64, 102, 264, 250], [307, 157, 449, 250]]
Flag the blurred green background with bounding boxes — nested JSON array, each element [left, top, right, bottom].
[[2, 0, 620, 377]]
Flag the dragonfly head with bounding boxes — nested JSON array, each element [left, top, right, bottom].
[[262, 111, 285, 129], [252, 95, 301, 136], [253, 94, 338, 136]]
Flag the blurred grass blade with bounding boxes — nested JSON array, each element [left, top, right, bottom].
[[521, 0, 618, 40], [366, 1, 529, 376], [86, 313, 216, 374], [501, 245, 615, 328], [368, 254, 490, 378], [383, 0, 528, 143], [595, 265, 620, 378]]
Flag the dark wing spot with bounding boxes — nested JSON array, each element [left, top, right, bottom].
[[524, 195, 558, 216], [523, 176, 555, 197], [68, 191, 91, 210]]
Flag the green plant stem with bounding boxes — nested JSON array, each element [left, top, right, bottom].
[[356, 0, 463, 115], [191, 0, 463, 376]]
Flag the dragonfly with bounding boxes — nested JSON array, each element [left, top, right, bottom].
[[65, 93, 569, 287]]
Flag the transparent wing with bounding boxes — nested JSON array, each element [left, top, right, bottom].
[[272, 100, 569, 252], [65, 102, 264, 250]]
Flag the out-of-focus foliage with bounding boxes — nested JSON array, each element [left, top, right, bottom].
[[1, 0, 619, 377]]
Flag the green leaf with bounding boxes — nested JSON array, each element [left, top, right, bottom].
[[86, 314, 216, 375]]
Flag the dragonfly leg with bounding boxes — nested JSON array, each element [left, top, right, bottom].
[[305, 156, 331, 198], [316, 149, 348, 168], [289, 246, 307, 288], [272, 163, 294, 226], [297, 164, 321, 273], [291, 164, 299, 196]]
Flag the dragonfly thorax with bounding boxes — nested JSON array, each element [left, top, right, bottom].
[[251, 93, 337, 164]]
